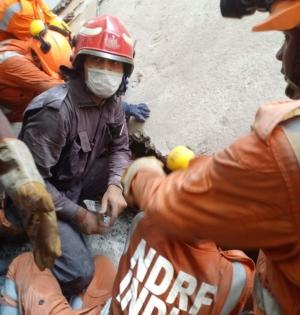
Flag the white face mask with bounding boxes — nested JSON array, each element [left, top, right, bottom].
[[85, 68, 123, 98]]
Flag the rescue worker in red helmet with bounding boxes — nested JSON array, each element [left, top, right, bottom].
[[121, 1, 300, 314], [0, 19, 149, 124], [0, 110, 61, 271], [8, 15, 133, 298]]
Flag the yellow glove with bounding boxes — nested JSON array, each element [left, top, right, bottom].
[[122, 157, 164, 199], [0, 138, 61, 270], [14, 182, 61, 270]]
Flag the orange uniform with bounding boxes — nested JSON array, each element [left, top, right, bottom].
[[0, 38, 62, 122], [111, 213, 254, 314], [1, 252, 116, 315], [0, 0, 56, 41], [129, 100, 300, 314]]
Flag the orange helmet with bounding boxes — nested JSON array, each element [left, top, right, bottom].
[[29, 29, 72, 79], [73, 15, 134, 76], [253, 0, 300, 31]]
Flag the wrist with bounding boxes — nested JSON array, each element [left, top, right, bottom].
[[73, 207, 88, 225]]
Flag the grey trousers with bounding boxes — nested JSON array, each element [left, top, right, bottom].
[[53, 156, 109, 297]]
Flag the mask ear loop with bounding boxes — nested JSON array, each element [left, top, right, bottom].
[[116, 40, 136, 97]]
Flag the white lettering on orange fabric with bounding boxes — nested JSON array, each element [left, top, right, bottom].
[[116, 239, 218, 314]]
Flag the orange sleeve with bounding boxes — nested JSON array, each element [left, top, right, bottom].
[[38, 0, 57, 24], [2, 56, 62, 93], [130, 131, 297, 250]]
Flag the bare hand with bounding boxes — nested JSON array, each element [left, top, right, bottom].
[[74, 207, 110, 235], [100, 185, 127, 226]]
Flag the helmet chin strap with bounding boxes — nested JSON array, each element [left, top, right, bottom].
[[116, 75, 128, 97]]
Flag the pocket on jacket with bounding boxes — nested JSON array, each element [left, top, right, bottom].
[[70, 131, 92, 175], [107, 122, 125, 139]]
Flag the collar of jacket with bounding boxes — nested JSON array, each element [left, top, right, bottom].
[[68, 78, 116, 109]]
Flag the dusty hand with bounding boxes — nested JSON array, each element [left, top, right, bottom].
[[100, 185, 127, 226], [73, 207, 110, 235], [122, 157, 164, 204], [14, 182, 61, 270]]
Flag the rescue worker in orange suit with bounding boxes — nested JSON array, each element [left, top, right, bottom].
[[0, 0, 70, 41], [0, 211, 254, 315], [0, 148, 254, 315], [0, 110, 61, 271], [9, 15, 133, 298], [122, 1, 300, 314], [110, 212, 254, 315], [0, 27, 71, 122]]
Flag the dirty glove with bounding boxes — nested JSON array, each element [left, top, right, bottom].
[[122, 157, 164, 204], [0, 138, 61, 270], [73, 207, 110, 235], [122, 102, 150, 122]]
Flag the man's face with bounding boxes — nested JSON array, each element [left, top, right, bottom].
[[84, 55, 123, 80], [277, 28, 300, 99]]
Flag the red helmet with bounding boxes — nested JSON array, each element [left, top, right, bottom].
[[73, 15, 134, 76]]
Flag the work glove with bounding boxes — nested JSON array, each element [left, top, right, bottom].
[[73, 207, 110, 235], [0, 138, 61, 270], [122, 102, 150, 122], [122, 157, 164, 204], [14, 182, 61, 270]]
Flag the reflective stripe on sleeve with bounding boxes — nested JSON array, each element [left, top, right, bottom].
[[0, 279, 19, 315], [69, 295, 83, 310], [0, 51, 23, 64], [0, 2, 22, 30], [0, 305, 19, 315], [100, 298, 111, 315], [254, 275, 282, 315], [2, 279, 18, 301], [220, 262, 246, 315], [281, 116, 300, 166]]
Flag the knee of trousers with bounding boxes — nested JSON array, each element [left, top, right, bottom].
[[58, 255, 95, 297]]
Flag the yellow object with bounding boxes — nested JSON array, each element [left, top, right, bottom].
[[30, 19, 46, 37], [167, 146, 195, 171], [49, 17, 70, 32]]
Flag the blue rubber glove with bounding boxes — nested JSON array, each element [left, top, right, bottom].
[[122, 102, 150, 122]]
